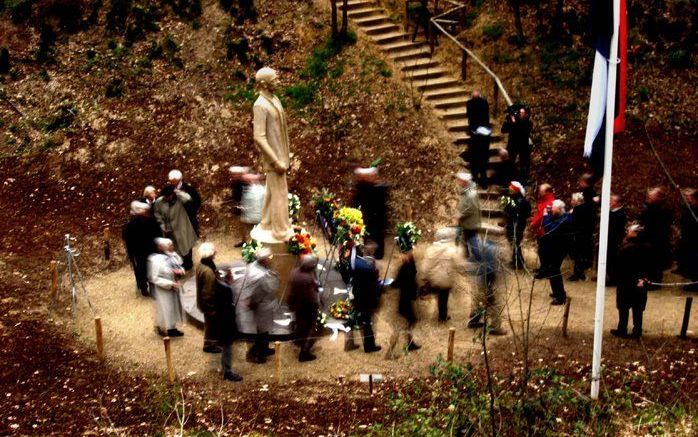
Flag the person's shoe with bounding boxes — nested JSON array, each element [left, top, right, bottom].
[[167, 329, 184, 337], [467, 320, 484, 329], [438, 316, 451, 323], [203, 345, 223, 354], [406, 342, 421, 352], [487, 327, 507, 336], [299, 352, 317, 362], [155, 327, 167, 337], [549, 293, 555, 298], [629, 331, 642, 339], [610, 329, 628, 338], [344, 343, 360, 352], [534, 271, 546, 279], [224, 372, 243, 382], [234, 241, 245, 248], [364, 345, 382, 353], [261, 348, 275, 357], [568, 274, 580, 282], [550, 299, 565, 306]]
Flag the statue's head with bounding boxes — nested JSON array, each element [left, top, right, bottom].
[[256, 67, 278, 92]]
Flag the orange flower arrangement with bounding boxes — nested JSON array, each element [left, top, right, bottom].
[[287, 226, 317, 255]]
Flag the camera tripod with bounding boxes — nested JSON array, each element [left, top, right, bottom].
[[58, 234, 94, 314]]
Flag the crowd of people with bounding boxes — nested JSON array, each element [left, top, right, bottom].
[[119, 157, 697, 382]]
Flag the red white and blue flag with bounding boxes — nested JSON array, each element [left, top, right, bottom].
[[584, 0, 627, 175]]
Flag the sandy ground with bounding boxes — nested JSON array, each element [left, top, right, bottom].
[[64, 233, 697, 386]]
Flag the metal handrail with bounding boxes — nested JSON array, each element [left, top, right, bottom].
[[428, 2, 513, 108]]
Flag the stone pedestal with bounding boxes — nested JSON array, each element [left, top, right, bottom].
[[250, 224, 296, 302]]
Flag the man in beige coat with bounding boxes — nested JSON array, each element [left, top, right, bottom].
[[423, 228, 463, 322], [457, 172, 482, 255], [252, 67, 293, 242]]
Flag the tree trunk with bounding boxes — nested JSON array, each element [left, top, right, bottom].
[[330, 0, 338, 39], [340, 0, 348, 38], [511, 0, 525, 44]]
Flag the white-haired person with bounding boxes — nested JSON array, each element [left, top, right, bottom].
[[122, 201, 162, 296], [195, 242, 242, 381], [167, 169, 202, 237], [540, 199, 574, 305], [238, 247, 279, 364], [141, 185, 158, 211], [456, 171, 482, 257], [148, 238, 185, 337], [501, 181, 531, 269]]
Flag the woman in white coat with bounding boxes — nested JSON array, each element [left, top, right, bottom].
[[148, 238, 185, 337]]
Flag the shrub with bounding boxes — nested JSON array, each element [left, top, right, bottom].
[[223, 83, 256, 105], [482, 22, 504, 41], [284, 82, 317, 109]]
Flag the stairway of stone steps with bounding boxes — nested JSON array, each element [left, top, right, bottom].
[[339, 0, 507, 236]]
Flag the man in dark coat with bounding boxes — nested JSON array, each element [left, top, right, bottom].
[[195, 242, 242, 381], [607, 194, 627, 286], [676, 188, 698, 291], [611, 225, 651, 339], [465, 90, 491, 187], [639, 187, 673, 285], [122, 201, 162, 296], [288, 255, 321, 362], [351, 168, 389, 259], [502, 181, 531, 269], [489, 149, 516, 189], [569, 174, 598, 281], [540, 199, 574, 305], [386, 251, 421, 358], [168, 169, 202, 236], [501, 106, 533, 186], [350, 243, 382, 353]]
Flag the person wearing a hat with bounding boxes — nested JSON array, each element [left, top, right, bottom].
[[287, 254, 321, 362], [611, 224, 651, 339], [195, 242, 243, 381], [385, 236, 421, 359], [154, 184, 198, 271], [422, 228, 463, 322], [122, 201, 162, 296], [456, 172, 482, 256], [229, 166, 252, 247], [148, 238, 185, 337], [502, 181, 531, 269], [167, 169, 202, 237], [239, 247, 279, 363], [351, 167, 389, 259]]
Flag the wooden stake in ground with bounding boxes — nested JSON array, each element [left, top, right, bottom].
[[368, 374, 373, 395], [50, 260, 58, 301], [163, 336, 175, 383], [94, 317, 104, 361], [562, 297, 572, 338], [447, 327, 455, 362], [103, 227, 111, 261], [679, 297, 693, 339], [274, 341, 281, 383]]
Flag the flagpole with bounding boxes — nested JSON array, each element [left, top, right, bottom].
[[590, 0, 621, 400]]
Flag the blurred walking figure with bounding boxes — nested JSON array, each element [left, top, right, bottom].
[[239, 173, 265, 243], [386, 249, 421, 359], [239, 248, 278, 364], [639, 187, 673, 286], [148, 238, 185, 337], [540, 200, 574, 305], [611, 224, 651, 339], [288, 255, 321, 362], [502, 181, 531, 269], [456, 172, 482, 256], [347, 242, 382, 353], [607, 194, 627, 286], [422, 228, 461, 322], [154, 185, 198, 271], [467, 240, 506, 335], [229, 166, 252, 247], [196, 243, 242, 381], [351, 167, 389, 259], [122, 201, 161, 296]]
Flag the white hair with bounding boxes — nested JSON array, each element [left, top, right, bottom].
[[198, 242, 216, 259], [552, 199, 566, 212], [143, 185, 156, 197], [155, 238, 173, 250], [255, 67, 277, 84], [229, 166, 250, 174], [130, 200, 150, 215], [354, 167, 378, 176], [456, 172, 472, 183], [168, 169, 183, 181], [571, 192, 584, 205]]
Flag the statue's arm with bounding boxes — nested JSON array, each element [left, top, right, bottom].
[[253, 104, 286, 173]]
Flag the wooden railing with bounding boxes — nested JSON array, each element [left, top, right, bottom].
[[408, 0, 513, 116]]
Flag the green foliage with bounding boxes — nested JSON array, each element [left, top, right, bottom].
[[361, 56, 391, 78], [6, 0, 32, 24], [41, 134, 60, 151], [482, 22, 504, 41], [284, 82, 318, 109], [145, 382, 181, 420], [667, 49, 691, 68], [539, 42, 586, 89], [223, 83, 256, 105]]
